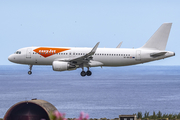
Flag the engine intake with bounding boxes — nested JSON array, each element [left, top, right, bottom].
[[52, 61, 76, 71]]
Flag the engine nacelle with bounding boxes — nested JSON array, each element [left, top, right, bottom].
[[52, 61, 76, 71]]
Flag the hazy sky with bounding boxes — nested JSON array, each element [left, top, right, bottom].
[[1, 0, 180, 65]]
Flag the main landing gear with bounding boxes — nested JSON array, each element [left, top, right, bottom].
[[28, 65, 33, 75], [80, 67, 92, 77]]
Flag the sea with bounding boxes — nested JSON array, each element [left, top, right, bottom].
[[0, 65, 180, 119]]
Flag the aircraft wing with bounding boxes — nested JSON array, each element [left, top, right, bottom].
[[56, 42, 100, 65]]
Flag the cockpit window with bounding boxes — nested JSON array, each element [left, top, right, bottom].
[[15, 51, 21, 54]]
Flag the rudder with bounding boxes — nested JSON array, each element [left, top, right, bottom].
[[141, 23, 172, 50]]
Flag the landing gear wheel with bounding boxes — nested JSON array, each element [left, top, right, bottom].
[[28, 71, 32, 75], [86, 71, 92, 76], [81, 71, 86, 77]]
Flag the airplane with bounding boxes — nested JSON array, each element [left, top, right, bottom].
[[8, 23, 175, 77]]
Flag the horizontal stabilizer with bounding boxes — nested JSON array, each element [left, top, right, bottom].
[[150, 52, 167, 58], [141, 23, 172, 50]]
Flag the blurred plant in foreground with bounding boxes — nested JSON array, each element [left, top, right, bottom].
[[49, 110, 89, 120]]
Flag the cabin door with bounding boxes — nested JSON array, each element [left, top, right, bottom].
[[26, 48, 31, 58], [136, 50, 141, 61]]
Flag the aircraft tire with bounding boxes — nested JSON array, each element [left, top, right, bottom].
[[86, 71, 92, 76], [81, 71, 86, 77], [28, 71, 32, 75]]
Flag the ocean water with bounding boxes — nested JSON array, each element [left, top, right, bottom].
[[0, 65, 180, 118]]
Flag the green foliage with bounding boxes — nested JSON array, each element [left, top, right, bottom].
[[173, 114, 177, 119], [136, 111, 180, 119], [137, 112, 142, 119], [144, 111, 149, 118], [168, 114, 173, 119], [152, 111, 157, 119], [162, 113, 168, 118], [177, 113, 180, 119], [157, 111, 162, 118]]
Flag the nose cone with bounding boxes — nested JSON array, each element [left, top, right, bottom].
[[8, 54, 15, 62]]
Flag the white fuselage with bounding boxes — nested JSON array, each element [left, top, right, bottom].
[[8, 47, 175, 67]]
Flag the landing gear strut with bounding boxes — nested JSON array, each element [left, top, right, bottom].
[[80, 67, 92, 77], [28, 65, 33, 75]]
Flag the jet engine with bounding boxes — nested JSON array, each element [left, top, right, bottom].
[[52, 61, 76, 71]]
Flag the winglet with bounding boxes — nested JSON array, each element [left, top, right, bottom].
[[116, 41, 123, 48], [90, 42, 100, 55]]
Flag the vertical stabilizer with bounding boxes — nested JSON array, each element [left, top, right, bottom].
[[141, 23, 172, 50]]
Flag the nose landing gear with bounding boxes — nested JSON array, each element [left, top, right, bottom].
[[28, 71, 32, 75], [28, 65, 33, 75]]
